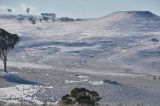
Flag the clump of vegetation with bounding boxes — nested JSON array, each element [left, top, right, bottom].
[[60, 87, 101, 106], [28, 16, 37, 27], [150, 38, 159, 46], [59, 17, 74, 22], [41, 13, 56, 22], [7, 8, 12, 14]]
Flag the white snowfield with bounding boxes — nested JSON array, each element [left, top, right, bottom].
[[0, 11, 160, 105], [0, 84, 58, 105], [0, 84, 41, 104], [0, 72, 56, 105]]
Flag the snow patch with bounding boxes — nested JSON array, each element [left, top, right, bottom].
[[78, 75, 89, 79], [0, 85, 40, 104], [65, 80, 81, 83], [0, 84, 55, 104], [89, 81, 104, 85]]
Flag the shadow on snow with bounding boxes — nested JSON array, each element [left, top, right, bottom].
[[0, 73, 38, 85]]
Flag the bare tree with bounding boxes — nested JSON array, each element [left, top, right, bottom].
[[17, 15, 25, 26], [0, 28, 19, 72], [26, 8, 30, 14]]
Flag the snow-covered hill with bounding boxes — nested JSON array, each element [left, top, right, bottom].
[[0, 11, 159, 75], [0, 11, 160, 105], [1, 11, 160, 40], [0, 11, 160, 73]]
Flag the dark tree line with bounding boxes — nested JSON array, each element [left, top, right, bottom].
[[41, 13, 56, 22], [0, 29, 19, 72]]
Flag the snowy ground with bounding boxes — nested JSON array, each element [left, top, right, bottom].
[[0, 11, 160, 105]]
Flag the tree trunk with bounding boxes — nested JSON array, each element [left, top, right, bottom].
[[3, 51, 7, 72], [4, 60, 7, 72]]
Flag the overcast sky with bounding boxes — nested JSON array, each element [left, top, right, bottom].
[[0, 0, 160, 18]]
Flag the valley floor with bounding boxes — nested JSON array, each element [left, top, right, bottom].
[[0, 67, 160, 106]]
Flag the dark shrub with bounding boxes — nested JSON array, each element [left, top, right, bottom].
[[61, 94, 75, 104], [61, 87, 101, 106]]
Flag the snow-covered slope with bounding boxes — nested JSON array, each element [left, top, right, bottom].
[[1, 11, 160, 40], [0, 11, 160, 105], [0, 11, 160, 75], [95, 11, 160, 32]]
